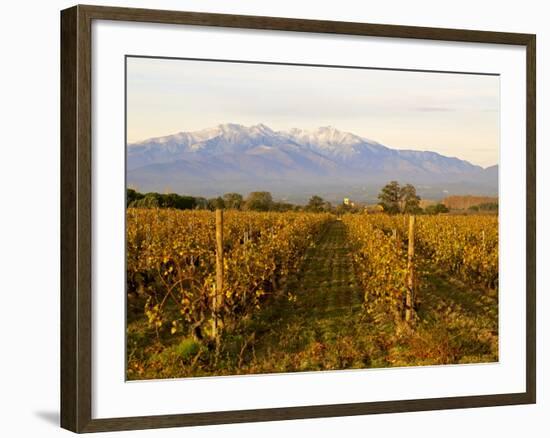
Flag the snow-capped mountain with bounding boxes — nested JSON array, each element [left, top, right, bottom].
[[127, 123, 498, 203]]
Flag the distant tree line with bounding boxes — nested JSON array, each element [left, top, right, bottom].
[[423, 203, 450, 215], [376, 181, 499, 215], [468, 202, 498, 212], [127, 189, 334, 212], [128, 183, 491, 216], [127, 189, 198, 209], [441, 195, 498, 210]]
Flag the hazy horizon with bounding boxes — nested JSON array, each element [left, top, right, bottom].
[[127, 57, 499, 167]]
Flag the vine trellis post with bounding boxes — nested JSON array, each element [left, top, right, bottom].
[[405, 215, 416, 322], [213, 209, 224, 342]]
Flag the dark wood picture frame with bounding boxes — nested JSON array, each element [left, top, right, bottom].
[[61, 4, 536, 433]]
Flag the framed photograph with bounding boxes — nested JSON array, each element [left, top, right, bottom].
[[60, 4, 536, 433]]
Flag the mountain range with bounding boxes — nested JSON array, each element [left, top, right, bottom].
[[127, 123, 498, 204]]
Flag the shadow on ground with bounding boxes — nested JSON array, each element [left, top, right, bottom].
[[34, 410, 59, 427]]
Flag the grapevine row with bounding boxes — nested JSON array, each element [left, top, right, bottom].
[[343, 213, 498, 324], [415, 216, 498, 289], [343, 214, 415, 321], [350, 214, 498, 288], [126, 208, 333, 340]]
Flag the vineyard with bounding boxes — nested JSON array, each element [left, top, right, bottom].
[[127, 209, 498, 379]]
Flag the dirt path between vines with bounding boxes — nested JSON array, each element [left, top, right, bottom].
[[242, 220, 368, 373]]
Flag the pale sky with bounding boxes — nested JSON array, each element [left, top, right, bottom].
[[127, 57, 499, 167]]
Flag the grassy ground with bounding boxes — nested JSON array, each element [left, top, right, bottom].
[[127, 220, 498, 379], [234, 220, 370, 373]]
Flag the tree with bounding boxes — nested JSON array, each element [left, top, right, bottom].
[[208, 197, 225, 210], [470, 202, 498, 212], [377, 181, 402, 214], [378, 181, 422, 214], [126, 188, 143, 207], [245, 192, 273, 211], [130, 192, 162, 208], [272, 201, 294, 212], [163, 193, 196, 210], [400, 184, 421, 213], [223, 193, 243, 210], [323, 201, 333, 212], [424, 203, 449, 215], [194, 197, 209, 210], [306, 195, 325, 212]]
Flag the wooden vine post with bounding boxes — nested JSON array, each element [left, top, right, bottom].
[[405, 215, 416, 322], [213, 209, 224, 342], [392, 228, 401, 252]]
